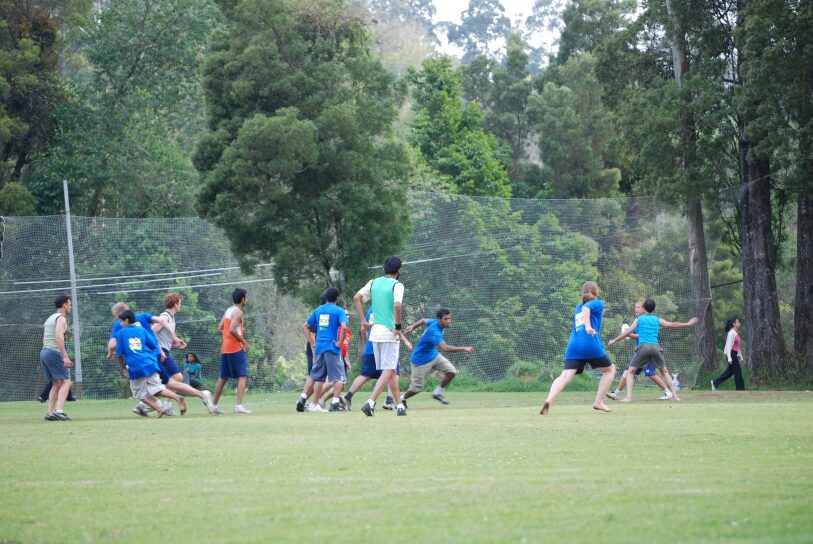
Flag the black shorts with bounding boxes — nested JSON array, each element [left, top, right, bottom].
[[564, 356, 613, 374]]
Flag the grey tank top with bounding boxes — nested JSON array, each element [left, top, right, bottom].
[[42, 312, 64, 350]]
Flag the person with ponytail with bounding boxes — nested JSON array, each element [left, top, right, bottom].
[[711, 318, 745, 391], [540, 281, 616, 415]]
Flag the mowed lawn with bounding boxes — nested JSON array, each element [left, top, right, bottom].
[[1, 391, 812, 543]]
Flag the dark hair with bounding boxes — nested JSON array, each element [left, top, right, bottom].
[[186, 352, 200, 363], [725, 318, 739, 332], [643, 299, 656, 313], [232, 288, 247, 304], [119, 309, 136, 324], [324, 287, 339, 303], [383, 256, 402, 275], [54, 294, 71, 309], [436, 308, 451, 319], [319, 291, 327, 305]]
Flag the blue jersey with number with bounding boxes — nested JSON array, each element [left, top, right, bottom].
[[306, 303, 347, 355], [116, 324, 161, 379], [564, 299, 607, 359]]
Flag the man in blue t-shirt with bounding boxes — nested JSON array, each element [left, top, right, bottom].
[[608, 298, 698, 402], [300, 287, 347, 412], [115, 310, 186, 417], [402, 308, 474, 406], [340, 307, 399, 411]]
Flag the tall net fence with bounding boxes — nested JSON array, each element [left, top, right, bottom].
[[1, 193, 719, 401]]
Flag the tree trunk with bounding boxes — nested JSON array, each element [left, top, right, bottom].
[[738, 144, 786, 376], [687, 195, 718, 371], [664, 0, 717, 371], [795, 193, 813, 361]]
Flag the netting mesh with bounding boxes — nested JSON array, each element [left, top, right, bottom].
[[0, 193, 715, 401]]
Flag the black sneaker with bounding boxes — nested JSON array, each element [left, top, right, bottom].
[[361, 402, 375, 417], [396, 405, 407, 416], [340, 395, 351, 411], [37, 396, 46, 403], [296, 397, 306, 412], [53, 412, 71, 421], [401, 398, 408, 410], [44, 413, 59, 421], [329, 402, 344, 412], [383, 396, 396, 410], [432, 393, 449, 405]]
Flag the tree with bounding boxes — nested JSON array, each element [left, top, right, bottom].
[[0, 181, 34, 214], [556, 0, 635, 63], [446, 0, 511, 64], [528, 53, 620, 198], [409, 56, 512, 198], [195, 0, 411, 296]]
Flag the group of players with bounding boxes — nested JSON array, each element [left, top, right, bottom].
[[38, 256, 699, 421]]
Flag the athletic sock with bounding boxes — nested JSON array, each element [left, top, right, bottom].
[[400, 395, 405, 403], [332, 397, 339, 405], [397, 403, 405, 410], [344, 391, 354, 400], [366, 399, 375, 407], [299, 393, 307, 401], [433, 385, 444, 396]]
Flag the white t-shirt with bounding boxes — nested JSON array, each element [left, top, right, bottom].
[[155, 310, 176, 351], [357, 278, 404, 343]]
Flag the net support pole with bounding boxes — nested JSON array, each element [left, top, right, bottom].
[[63, 179, 83, 396]]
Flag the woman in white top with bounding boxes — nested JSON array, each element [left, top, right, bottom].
[[711, 318, 745, 391]]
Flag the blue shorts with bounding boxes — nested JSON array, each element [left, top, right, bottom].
[[309, 351, 345, 383], [40, 348, 70, 382], [360, 353, 399, 379], [220, 350, 248, 379], [626, 355, 657, 377], [158, 348, 181, 384]]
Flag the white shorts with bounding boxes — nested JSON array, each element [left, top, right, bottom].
[[373, 341, 400, 371], [130, 373, 165, 400]]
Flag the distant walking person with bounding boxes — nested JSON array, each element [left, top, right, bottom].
[[214, 288, 252, 414], [41, 294, 74, 421], [712, 318, 745, 391]]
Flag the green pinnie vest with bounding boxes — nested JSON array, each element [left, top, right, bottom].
[[370, 276, 399, 330]]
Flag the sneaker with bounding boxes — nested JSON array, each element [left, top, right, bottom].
[[212, 404, 225, 415], [296, 397, 307, 412], [710, 380, 716, 392], [383, 398, 396, 410], [307, 403, 327, 413], [132, 405, 149, 417], [432, 392, 450, 405], [341, 395, 351, 411], [396, 405, 407, 416], [201, 391, 216, 414], [163, 408, 177, 417], [659, 389, 673, 400], [361, 402, 375, 417], [401, 398, 408, 410], [233, 405, 252, 414], [606, 391, 619, 401], [53, 411, 71, 421], [44, 413, 59, 421], [329, 402, 344, 412], [37, 396, 46, 403]]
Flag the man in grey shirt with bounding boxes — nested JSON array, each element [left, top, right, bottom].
[[41, 294, 74, 421]]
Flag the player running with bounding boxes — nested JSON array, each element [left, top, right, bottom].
[[540, 281, 616, 415], [606, 301, 672, 401], [341, 307, 399, 411], [401, 308, 474, 406], [607, 298, 697, 402]]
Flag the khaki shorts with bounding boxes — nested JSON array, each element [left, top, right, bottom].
[[130, 373, 166, 400], [408, 354, 456, 393]]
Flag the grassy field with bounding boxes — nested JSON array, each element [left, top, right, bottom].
[[1, 390, 812, 543]]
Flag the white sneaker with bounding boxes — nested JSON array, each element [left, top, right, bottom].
[[201, 391, 216, 414], [606, 391, 619, 401], [233, 405, 252, 414], [163, 407, 177, 417], [710, 380, 716, 392], [659, 389, 673, 400], [307, 403, 327, 413], [212, 404, 225, 415]]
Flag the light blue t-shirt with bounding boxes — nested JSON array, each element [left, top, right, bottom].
[[411, 319, 444, 366], [306, 303, 347, 355], [364, 308, 374, 356], [636, 314, 660, 345], [184, 362, 202, 379], [116, 325, 161, 379], [564, 299, 607, 359]]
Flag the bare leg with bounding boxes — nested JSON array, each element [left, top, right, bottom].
[[592, 365, 615, 412], [236, 376, 247, 405], [616, 370, 628, 392], [620, 370, 635, 402], [141, 395, 165, 417], [650, 374, 667, 391], [659, 367, 680, 400], [440, 372, 456, 388], [369, 369, 394, 402], [47, 380, 60, 414], [541, 369, 577, 414], [157, 388, 186, 414], [348, 375, 369, 395], [331, 380, 344, 398], [55, 378, 72, 412], [302, 377, 315, 400], [214, 378, 227, 405], [169, 375, 204, 399]]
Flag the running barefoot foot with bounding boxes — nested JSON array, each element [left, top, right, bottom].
[[672, 396, 681, 401], [156, 410, 165, 419], [592, 402, 612, 413], [179, 398, 187, 415], [619, 398, 632, 403], [540, 401, 550, 415]]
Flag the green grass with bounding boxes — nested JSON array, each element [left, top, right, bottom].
[[1, 391, 812, 543]]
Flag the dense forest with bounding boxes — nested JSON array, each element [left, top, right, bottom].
[[1, 0, 810, 389]]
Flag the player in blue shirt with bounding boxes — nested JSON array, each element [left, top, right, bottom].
[[300, 287, 347, 412], [402, 308, 474, 406], [606, 301, 671, 401], [541, 281, 616, 415], [114, 310, 186, 417], [608, 298, 697, 402]]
